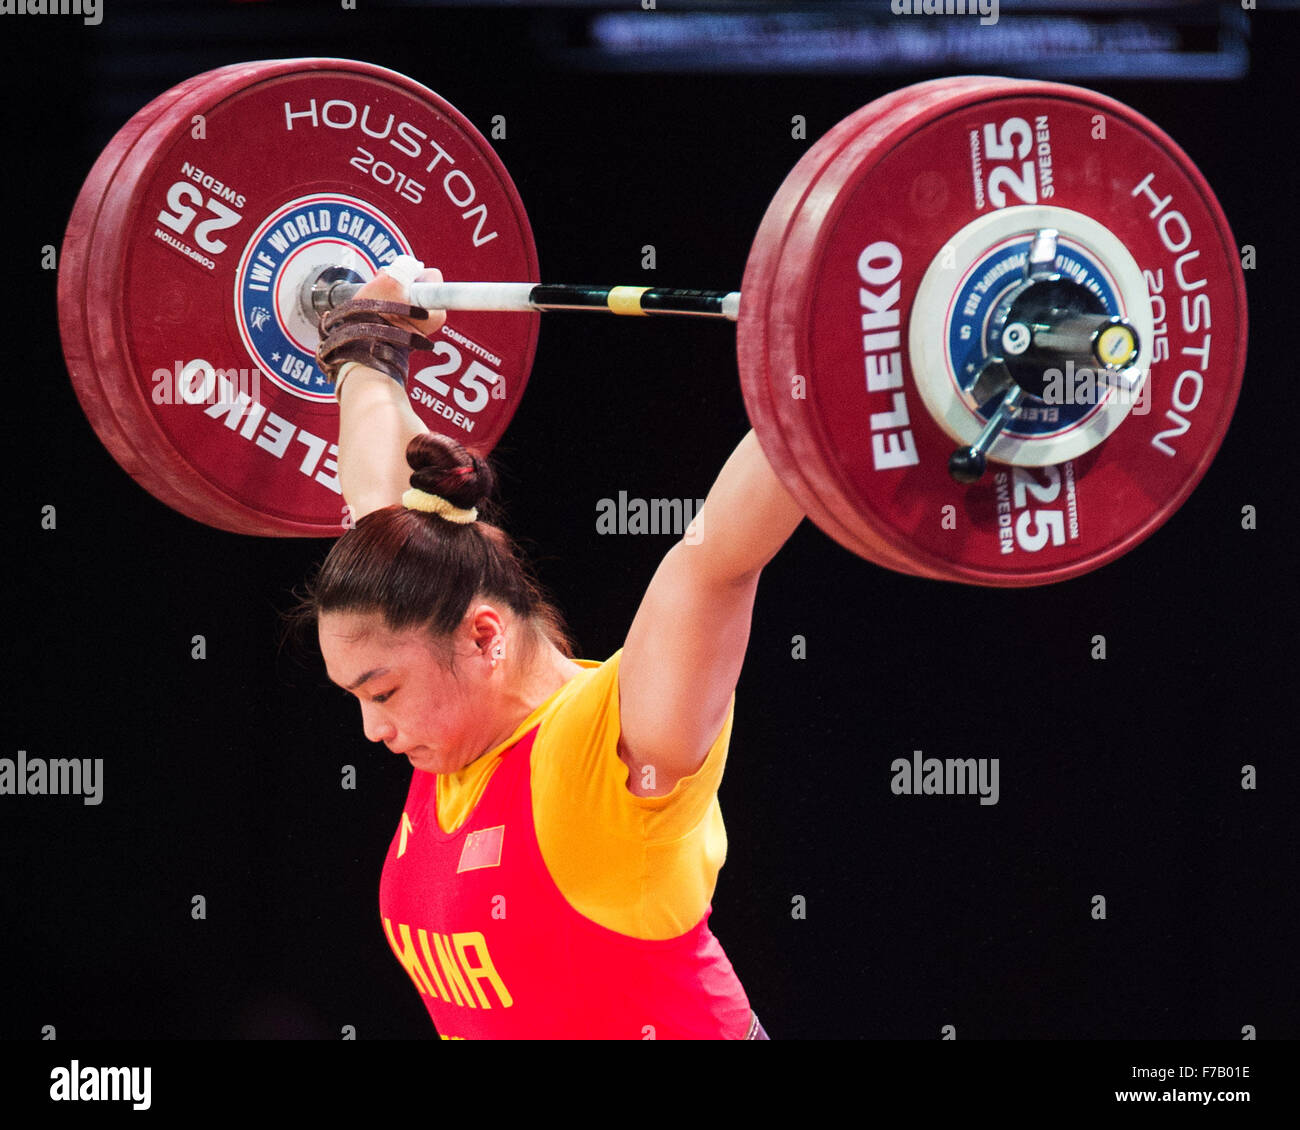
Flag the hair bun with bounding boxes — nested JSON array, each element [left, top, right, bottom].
[[406, 432, 495, 511]]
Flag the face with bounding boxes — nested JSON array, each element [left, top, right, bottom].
[[318, 610, 499, 776]]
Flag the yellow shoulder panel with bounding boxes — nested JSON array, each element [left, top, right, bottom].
[[531, 650, 732, 940]]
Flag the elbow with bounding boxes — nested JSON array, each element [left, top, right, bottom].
[[672, 536, 764, 591]]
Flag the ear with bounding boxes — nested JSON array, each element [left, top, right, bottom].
[[465, 603, 505, 657]]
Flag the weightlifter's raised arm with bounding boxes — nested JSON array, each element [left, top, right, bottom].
[[616, 427, 805, 796], [676, 429, 806, 585], [322, 266, 447, 521]]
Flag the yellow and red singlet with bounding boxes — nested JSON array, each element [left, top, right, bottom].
[[377, 649, 753, 1039]]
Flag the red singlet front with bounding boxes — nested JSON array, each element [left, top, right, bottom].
[[378, 723, 753, 1039]]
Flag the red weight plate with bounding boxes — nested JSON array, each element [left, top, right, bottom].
[[64, 64, 355, 535], [766, 79, 1017, 583], [741, 77, 1003, 580], [750, 81, 1008, 580], [755, 83, 992, 579], [759, 78, 1246, 586], [751, 77, 1045, 582], [89, 64, 403, 535], [81, 58, 539, 536], [109, 64, 338, 536], [59, 68, 265, 533]]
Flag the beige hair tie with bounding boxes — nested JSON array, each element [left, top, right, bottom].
[[401, 488, 478, 524]]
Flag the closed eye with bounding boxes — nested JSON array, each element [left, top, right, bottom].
[[371, 689, 396, 705]]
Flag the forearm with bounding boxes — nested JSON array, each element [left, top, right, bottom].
[[337, 367, 428, 520], [680, 429, 805, 583]]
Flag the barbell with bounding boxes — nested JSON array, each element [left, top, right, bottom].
[[57, 58, 1247, 585]]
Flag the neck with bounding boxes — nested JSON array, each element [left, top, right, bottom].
[[483, 643, 582, 753]]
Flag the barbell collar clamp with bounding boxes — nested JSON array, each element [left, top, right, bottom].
[[948, 384, 1028, 485]]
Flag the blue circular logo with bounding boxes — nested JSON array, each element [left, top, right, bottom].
[[947, 237, 1120, 438], [235, 194, 412, 402]]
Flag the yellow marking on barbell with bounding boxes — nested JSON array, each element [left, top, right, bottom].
[[1096, 323, 1138, 368], [607, 286, 652, 316]]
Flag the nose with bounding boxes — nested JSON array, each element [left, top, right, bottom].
[[359, 702, 397, 745]]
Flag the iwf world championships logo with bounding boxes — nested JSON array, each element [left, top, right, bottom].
[[235, 194, 413, 401]]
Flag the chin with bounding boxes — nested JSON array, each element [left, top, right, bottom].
[[407, 748, 455, 773]]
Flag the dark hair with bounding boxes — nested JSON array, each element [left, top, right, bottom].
[[286, 432, 574, 671]]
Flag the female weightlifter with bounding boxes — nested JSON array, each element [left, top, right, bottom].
[[292, 261, 805, 1039]]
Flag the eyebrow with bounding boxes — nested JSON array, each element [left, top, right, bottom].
[[343, 667, 390, 692]]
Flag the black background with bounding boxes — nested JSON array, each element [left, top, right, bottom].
[[1, 0, 1296, 1050]]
